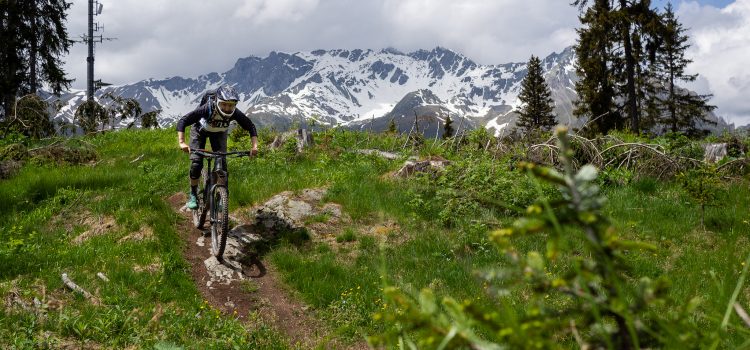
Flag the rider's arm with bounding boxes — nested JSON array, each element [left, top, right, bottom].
[[176, 106, 208, 152], [251, 136, 258, 154], [177, 131, 189, 152], [233, 111, 259, 154]]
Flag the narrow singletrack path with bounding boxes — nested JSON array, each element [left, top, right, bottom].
[[167, 193, 368, 349]]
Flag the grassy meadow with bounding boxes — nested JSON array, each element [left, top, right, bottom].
[[1, 127, 750, 348]]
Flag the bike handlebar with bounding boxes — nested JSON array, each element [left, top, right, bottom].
[[190, 149, 253, 158]]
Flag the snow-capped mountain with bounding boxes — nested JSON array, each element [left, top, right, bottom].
[[50, 46, 728, 135]]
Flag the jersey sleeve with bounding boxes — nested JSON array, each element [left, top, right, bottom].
[[176, 105, 208, 132]]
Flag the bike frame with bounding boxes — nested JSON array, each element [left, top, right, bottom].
[[202, 155, 229, 227], [191, 149, 250, 253]]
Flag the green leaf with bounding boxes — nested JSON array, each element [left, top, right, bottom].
[[419, 288, 437, 315], [527, 251, 545, 272]]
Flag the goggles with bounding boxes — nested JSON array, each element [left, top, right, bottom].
[[217, 100, 237, 114]]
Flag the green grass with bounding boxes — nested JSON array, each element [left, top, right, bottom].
[[3, 128, 750, 347], [335, 228, 357, 243], [604, 177, 750, 325], [0, 129, 290, 349]]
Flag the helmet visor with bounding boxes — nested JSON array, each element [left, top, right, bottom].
[[218, 100, 237, 115]]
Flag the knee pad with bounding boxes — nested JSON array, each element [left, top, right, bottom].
[[190, 159, 203, 179]]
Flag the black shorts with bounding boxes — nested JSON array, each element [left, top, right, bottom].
[[188, 127, 227, 162]]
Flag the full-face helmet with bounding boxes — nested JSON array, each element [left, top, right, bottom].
[[215, 85, 239, 117]]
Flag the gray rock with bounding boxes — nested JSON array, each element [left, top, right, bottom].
[[269, 129, 314, 152], [204, 256, 243, 286], [202, 187, 346, 276], [704, 143, 728, 163], [395, 159, 451, 178]]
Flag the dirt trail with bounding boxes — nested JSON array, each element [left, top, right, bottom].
[[166, 193, 368, 349]]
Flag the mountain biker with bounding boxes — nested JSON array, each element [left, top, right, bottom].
[[176, 85, 258, 210]]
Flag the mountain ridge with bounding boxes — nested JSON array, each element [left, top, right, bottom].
[[49, 46, 730, 134]]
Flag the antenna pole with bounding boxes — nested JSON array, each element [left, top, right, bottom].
[[86, 0, 95, 101]]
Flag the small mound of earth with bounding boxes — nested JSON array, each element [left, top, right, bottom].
[[71, 214, 117, 245], [118, 225, 154, 243]]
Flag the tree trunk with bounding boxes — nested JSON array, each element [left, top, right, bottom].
[[2, 0, 19, 120], [621, 11, 639, 134], [669, 53, 677, 133], [30, 37, 38, 95], [29, 0, 38, 94]]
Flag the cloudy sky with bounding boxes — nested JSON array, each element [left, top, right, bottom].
[[62, 0, 749, 125]]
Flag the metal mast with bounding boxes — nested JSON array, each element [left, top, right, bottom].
[[86, 0, 94, 101], [85, 0, 109, 101]]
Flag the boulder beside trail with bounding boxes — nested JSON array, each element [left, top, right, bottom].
[[269, 129, 314, 152], [202, 188, 347, 285], [394, 157, 451, 178]]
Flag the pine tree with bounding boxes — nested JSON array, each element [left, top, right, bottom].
[[74, 100, 106, 134], [387, 118, 397, 134], [613, 0, 640, 133], [139, 110, 161, 129], [6, 94, 56, 138], [442, 115, 454, 139], [573, 0, 622, 134], [25, 0, 73, 95], [650, 3, 715, 135], [573, 0, 660, 135], [516, 55, 556, 135], [0, 0, 73, 119]]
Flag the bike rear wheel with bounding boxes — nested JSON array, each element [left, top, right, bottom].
[[192, 167, 209, 229], [210, 186, 230, 259]]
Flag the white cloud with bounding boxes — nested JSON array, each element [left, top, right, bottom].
[[678, 0, 750, 125], [235, 0, 320, 24], [381, 0, 579, 62], [60, 0, 749, 125]]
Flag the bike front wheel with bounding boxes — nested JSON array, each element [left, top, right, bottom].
[[210, 186, 230, 259]]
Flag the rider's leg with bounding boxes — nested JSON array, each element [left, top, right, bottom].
[[209, 131, 229, 178], [188, 127, 207, 207]]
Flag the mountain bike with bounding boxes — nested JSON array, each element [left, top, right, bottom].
[[190, 149, 251, 260]]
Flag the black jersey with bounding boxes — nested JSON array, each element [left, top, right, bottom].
[[176, 104, 257, 136]]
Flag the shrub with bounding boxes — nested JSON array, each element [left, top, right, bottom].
[[678, 163, 722, 228]]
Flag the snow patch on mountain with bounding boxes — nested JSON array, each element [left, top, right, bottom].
[[49, 45, 730, 134]]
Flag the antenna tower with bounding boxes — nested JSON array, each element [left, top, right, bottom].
[[84, 0, 114, 101]]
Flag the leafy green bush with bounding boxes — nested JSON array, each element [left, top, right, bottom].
[[0, 143, 28, 161], [678, 163, 722, 228], [421, 154, 556, 227], [662, 132, 704, 159], [228, 125, 250, 143]]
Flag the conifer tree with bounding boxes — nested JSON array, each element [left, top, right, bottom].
[[1, 0, 73, 118], [387, 118, 397, 134], [6, 94, 56, 138], [650, 3, 715, 135], [139, 110, 161, 129], [74, 100, 106, 134], [573, 0, 622, 134], [573, 0, 660, 134], [516, 55, 556, 134], [442, 115, 454, 139]]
